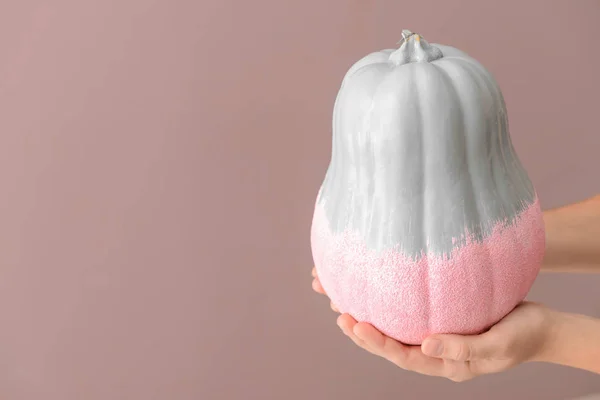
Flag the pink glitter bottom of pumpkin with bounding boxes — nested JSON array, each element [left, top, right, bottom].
[[311, 198, 545, 345]]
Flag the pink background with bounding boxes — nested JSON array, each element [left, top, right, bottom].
[[0, 0, 598, 399]]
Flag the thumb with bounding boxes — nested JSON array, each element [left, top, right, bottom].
[[421, 333, 499, 361]]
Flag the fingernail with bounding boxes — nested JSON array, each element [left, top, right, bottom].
[[423, 339, 443, 357]]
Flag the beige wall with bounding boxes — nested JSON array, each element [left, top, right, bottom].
[[0, 0, 598, 399]]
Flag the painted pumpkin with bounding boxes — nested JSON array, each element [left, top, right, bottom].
[[311, 30, 545, 345]]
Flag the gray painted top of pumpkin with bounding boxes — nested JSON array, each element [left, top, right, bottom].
[[317, 30, 537, 258]]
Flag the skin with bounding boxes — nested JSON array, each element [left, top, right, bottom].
[[311, 194, 600, 381]]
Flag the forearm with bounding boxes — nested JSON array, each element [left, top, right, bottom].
[[541, 194, 600, 273], [537, 309, 600, 374]]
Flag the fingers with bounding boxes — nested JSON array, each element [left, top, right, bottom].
[[311, 277, 326, 294], [337, 314, 453, 379], [311, 268, 326, 294], [314, 267, 473, 380], [337, 314, 377, 355], [422, 332, 497, 362], [421, 333, 510, 379], [312, 264, 482, 381], [311, 267, 339, 312], [351, 321, 447, 377]]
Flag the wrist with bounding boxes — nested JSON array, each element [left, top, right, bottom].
[[531, 307, 566, 363], [522, 304, 561, 363], [540, 195, 600, 274], [534, 308, 600, 374]]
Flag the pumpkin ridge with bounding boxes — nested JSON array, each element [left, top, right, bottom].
[[368, 68, 396, 246], [430, 61, 496, 325], [452, 58, 537, 206], [413, 65, 432, 338], [454, 58, 512, 222], [341, 61, 388, 89]]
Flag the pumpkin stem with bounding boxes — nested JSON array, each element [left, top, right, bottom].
[[389, 29, 443, 65]]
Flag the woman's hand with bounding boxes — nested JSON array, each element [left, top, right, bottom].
[[311, 268, 556, 382]]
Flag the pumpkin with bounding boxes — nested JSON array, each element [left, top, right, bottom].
[[310, 30, 545, 345]]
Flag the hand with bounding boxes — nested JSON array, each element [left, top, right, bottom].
[[311, 267, 556, 382]]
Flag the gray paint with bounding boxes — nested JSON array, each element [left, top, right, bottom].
[[317, 32, 536, 258]]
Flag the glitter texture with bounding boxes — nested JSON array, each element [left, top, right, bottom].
[[311, 197, 545, 345]]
